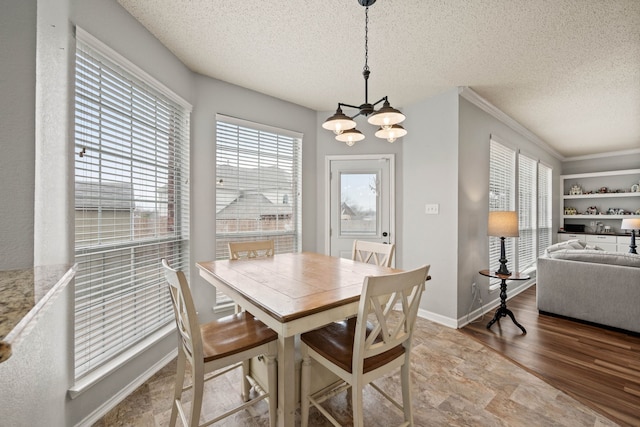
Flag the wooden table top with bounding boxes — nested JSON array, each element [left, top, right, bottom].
[[196, 252, 400, 324]]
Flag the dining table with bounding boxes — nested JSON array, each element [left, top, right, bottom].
[[196, 251, 402, 427]]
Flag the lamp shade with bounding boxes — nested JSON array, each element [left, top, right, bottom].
[[488, 211, 519, 237], [621, 217, 640, 230]]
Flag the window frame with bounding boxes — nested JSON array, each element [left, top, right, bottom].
[[73, 27, 191, 382], [214, 114, 302, 306], [489, 136, 552, 277]]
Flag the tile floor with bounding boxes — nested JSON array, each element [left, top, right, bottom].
[[93, 317, 618, 426]]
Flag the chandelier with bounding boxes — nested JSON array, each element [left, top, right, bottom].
[[322, 0, 407, 146]]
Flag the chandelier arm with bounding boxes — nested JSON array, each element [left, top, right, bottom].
[[371, 96, 388, 108], [338, 102, 363, 110]]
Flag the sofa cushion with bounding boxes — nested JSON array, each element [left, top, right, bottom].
[[547, 249, 640, 268], [544, 239, 585, 255]]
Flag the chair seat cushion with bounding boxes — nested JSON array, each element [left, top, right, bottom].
[[301, 318, 404, 374], [200, 312, 277, 362]]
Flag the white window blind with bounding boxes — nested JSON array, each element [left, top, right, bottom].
[[538, 163, 553, 256], [215, 116, 302, 305], [518, 154, 537, 273], [489, 137, 553, 277], [74, 31, 190, 379], [489, 139, 516, 275]]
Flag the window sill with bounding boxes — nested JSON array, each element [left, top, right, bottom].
[[68, 324, 175, 399]]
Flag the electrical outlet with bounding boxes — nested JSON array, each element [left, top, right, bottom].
[[425, 203, 439, 215]]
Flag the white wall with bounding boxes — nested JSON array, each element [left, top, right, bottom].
[[0, 0, 36, 270], [458, 96, 563, 321], [401, 88, 460, 325]]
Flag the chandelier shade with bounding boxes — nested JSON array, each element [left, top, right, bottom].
[[335, 128, 365, 146], [322, 0, 406, 146], [322, 106, 357, 134], [375, 124, 407, 143], [367, 100, 406, 128]]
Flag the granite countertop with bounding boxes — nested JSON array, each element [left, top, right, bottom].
[[0, 264, 76, 363]]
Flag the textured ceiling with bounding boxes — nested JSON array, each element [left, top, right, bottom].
[[117, 0, 640, 158]]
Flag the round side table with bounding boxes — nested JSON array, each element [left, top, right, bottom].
[[479, 270, 530, 334]]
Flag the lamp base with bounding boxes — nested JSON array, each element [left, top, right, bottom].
[[630, 230, 638, 255], [495, 263, 511, 276], [494, 237, 512, 276]]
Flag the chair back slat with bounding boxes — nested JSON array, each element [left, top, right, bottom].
[[229, 240, 275, 260], [352, 240, 395, 267], [353, 265, 430, 366], [162, 259, 202, 365]]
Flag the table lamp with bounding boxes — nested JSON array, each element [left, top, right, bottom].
[[488, 211, 519, 275], [621, 217, 640, 254]]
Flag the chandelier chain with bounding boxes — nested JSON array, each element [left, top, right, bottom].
[[364, 6, 369, 72]]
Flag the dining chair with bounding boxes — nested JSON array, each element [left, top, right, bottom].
[[227, 239, 276, 400], [300, 264, 430, 427], [228, 239, 275, 260], [352, 239, 395, 267], [161, 259, 278, 427]]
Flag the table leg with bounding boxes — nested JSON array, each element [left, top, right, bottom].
[[277, 335, 296, 427], [486, 278, 526, 334]]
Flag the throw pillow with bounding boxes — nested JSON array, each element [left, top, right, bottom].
[[545, 239, 585, 255]]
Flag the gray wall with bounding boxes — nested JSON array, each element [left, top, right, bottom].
[[402, 89, 460, 324], [561, 152, 640, 175], [458, 96, 563, 321], [190, 74, 318, 323], [0, 0, 318, 425], [0, 0, 630, 424], [0, 0, 36, 270]]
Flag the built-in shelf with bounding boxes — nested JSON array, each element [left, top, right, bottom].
[[563, 193, 639, 199], [562, 215, 635, 219], [561, 168, 640, 234]]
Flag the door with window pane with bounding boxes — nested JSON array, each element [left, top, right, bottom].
[[328, 156, 394, 260]]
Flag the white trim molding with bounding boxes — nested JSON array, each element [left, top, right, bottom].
[[459, 86, 564, 160], [563, 147, 640, 162]]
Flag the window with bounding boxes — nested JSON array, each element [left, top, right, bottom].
[[74, 29, 190, 379], [489, 139, 516, 276], [489, 137, 552, 276], [518, 153, 537, 272], [537, 163, 553, 256], [215, 115, 302, 305]]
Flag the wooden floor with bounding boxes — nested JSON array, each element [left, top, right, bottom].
[[461, 285, 640, 427]]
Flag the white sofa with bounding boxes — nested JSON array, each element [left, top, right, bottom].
[[537, 240, 640, 333]]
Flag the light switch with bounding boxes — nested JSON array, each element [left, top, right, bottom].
[[425, 203, 439, 214]]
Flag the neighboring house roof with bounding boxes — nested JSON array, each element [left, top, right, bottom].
[[217, 192, 291, 220], [341, 202, 356, 218], [75, 181, 134, 210], [216, 164, 292, 191]]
